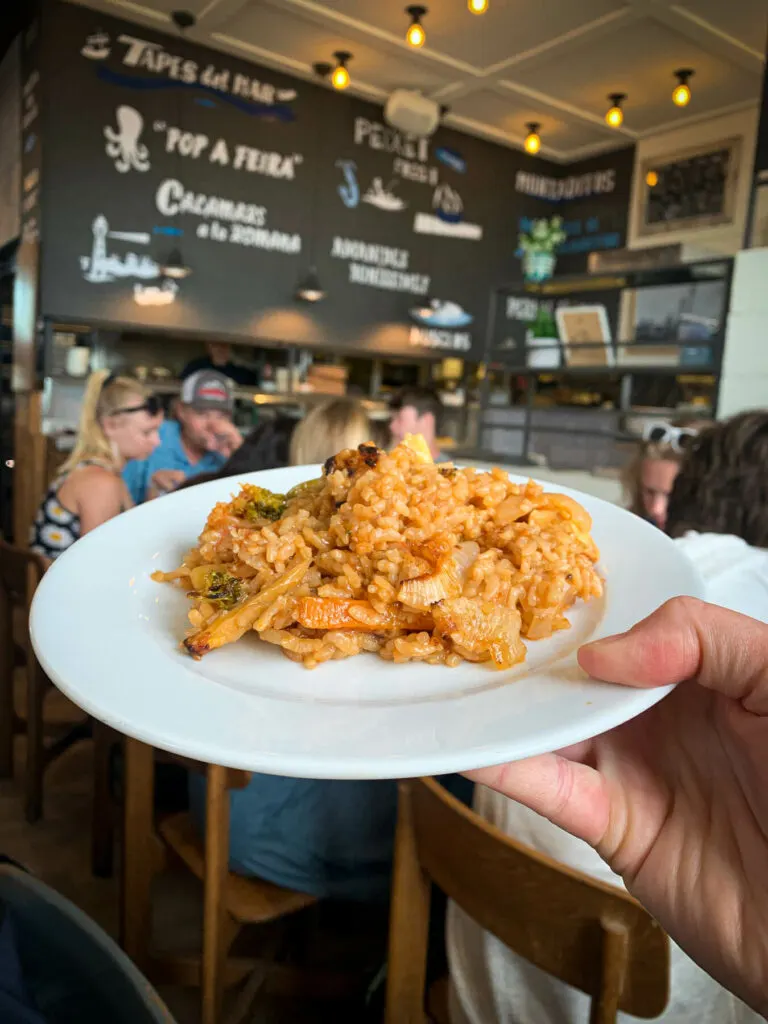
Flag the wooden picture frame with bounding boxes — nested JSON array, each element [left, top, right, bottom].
[[638, 137, 742, 237], [555, 304, 614, 367]]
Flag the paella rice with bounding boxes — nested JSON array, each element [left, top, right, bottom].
[[153, 436, 603, 670]]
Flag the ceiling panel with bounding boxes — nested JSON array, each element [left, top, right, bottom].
[[450, 89, 613, 152], [675, 0, 768, 52], [511, 17, 761, 134], [218, 3, 454, 94], [66, 0, 766, 160], [303, 0, 626, 70]]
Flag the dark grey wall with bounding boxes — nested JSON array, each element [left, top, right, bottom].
[[37, 0, 634, 361]]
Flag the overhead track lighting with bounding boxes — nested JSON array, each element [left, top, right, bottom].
[[405, 6, 427, 48], [523, 122, 541, 156], [672, 68, 694, 107], [605, 92, 626, 128], [331, 51, 352, 90]]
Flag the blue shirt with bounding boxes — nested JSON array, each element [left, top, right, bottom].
[[122, 419, 226, 504], [189, 772, 473, 903]]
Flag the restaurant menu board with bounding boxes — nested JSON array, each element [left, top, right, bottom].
[[37, 0, 633, 361]]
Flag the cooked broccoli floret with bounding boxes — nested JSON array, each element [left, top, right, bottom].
[[203, 570, 243, 608], [232, 485, 286, 523]]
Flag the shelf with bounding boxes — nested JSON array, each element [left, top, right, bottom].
[[496, 258, 732, 298], [485, 363, 717, 377]]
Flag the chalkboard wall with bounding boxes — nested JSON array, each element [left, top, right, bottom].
[[37, 0, 634, 361]]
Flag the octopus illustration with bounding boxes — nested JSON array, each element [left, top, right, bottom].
[[104, 106, 150, 174]]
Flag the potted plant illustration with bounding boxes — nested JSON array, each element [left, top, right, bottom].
[[518, 216, 567, 283], [526, 303, 560, 368]]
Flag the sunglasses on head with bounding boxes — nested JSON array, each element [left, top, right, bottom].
[[642, 422, 697, 452], [102, 373, 162, 417]]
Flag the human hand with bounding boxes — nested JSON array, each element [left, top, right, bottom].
[[467, 598, 768, 1017], [207, 419, 243, 459], [147, 469, 186, 499]]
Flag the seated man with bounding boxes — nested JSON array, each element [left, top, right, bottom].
[[447, 412, 768, 1024], [123, 370, 243, 504], [389, 387, 443, 460]]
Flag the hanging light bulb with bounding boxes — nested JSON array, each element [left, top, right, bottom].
[[406, 6, 427, 47], [605, 92, 626, 128], [523, 122, 541, 156], [672, 68, 694, 107], [468, 0, 488, 12], [646, 170, 659, 188], [331, 51, 351, 90]]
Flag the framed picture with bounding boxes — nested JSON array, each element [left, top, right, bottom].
[[638, 137, 742, 237], [555, 304, 614, 367]]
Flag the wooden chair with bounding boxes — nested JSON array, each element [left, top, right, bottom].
[[0, 538, 116, 875], [120, 737, 322, 1024], [385, 778, 670, 1024]]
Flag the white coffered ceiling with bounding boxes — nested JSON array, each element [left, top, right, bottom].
[[67, 0, 767, 161]]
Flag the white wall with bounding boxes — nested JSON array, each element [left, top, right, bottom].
[[626, 106, 760, 256], [718, 247, 768, 418]]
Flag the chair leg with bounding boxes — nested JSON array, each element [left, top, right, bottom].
[[24, 662, 45, 824], [0, 590, 14, 779], [92, 720, 117, 878], [120, 736, 155, 970], [202, 763, 231, 1024]]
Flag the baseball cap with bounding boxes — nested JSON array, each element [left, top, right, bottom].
[[180, 370, 234, 413]]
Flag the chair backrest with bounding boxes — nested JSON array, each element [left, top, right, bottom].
[[0, 863, 178, 1023], [0, 538, 46, 610], [385, 778, 669, 1024]]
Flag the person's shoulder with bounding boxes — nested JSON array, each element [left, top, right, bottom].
[[181, 357, 206, 378], [69, 464, 122, 496]]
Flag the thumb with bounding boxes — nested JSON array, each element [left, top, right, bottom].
[[578, 597, 768, 713]]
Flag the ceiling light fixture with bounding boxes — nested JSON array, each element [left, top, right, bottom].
[[405, 6, 427, 48], [296, 266, 325, 303], [672, 68, 694, 107], [523, 122, 541, 156], [331, 51, 352, 90], [468, 0, 488, 13], [646, 170, 659, 188], [162, 248, 192, 279], [312, 61, 332, 81], [605, 92, 626, 128]]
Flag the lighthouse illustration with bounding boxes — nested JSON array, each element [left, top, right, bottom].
[[80, 214, 161, 283], [84, 215, 110, 282]]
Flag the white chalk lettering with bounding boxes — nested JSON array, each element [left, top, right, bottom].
[[353, 117, 428, 163]]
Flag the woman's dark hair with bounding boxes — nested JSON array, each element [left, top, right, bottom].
[[666, 411, 768, 547], [175, 415, 295, 490]]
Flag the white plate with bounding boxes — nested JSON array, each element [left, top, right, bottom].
[[30, 465, 704, 779]]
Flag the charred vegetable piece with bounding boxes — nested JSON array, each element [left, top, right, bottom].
[[231, 484, 286, 523], [201, 570, 243, 609], [324, 444, 383, 477], [295, 597, 433, 633], [184, 558, 311, 658]]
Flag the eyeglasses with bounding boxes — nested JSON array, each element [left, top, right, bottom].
[[642, 422, 698, 452]]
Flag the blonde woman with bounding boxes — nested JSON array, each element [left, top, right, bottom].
[[31, 371, 161, 561], [289, 397, 371, 466], [622, 420, 707, 531]]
